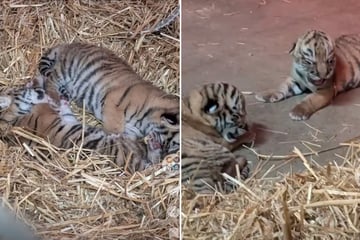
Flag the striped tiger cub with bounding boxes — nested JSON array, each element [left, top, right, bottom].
[[32, 42, 179, 155], [256, 30, 360, 120], [0, 87, 165, 172], [182, 83, 255, 194]]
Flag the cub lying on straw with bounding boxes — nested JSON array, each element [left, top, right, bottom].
[[32, 42, 179, 158], [182, 83, 255, 194], [0, 87, 166, 172]]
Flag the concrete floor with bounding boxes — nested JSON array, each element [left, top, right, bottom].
[[182, 0, 360, 177]]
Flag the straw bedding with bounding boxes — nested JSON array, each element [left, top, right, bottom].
[[0, 0, 179, 239], [182, 142, 360, 239]]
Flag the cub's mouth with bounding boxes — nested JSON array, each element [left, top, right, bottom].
[[144, 133, 163, 151], [224, 124, 249, 143], [309, 78, 326, 86]]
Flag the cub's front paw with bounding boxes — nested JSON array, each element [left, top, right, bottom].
[[289, 104, 312, 121], [255, 91, 284, 103]]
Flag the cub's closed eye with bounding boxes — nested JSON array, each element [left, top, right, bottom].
[[162, 113, 178, 125], [204, 99, 218, 114]]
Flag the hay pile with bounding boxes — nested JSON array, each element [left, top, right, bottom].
[[182, 142, 360, 239], [0, 1, 179, 239]]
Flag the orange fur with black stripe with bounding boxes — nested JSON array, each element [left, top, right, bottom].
[[256, 30, 360, 120]]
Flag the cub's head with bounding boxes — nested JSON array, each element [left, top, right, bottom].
[[290, 30, 336, 88], [184, 82, 248, 143], [0, 87, 48, 124]]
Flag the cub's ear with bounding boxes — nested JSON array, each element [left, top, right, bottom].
[[289, 41, 296, 55], [0, 96, 11, 111]]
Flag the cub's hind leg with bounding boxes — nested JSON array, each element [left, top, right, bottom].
[[255, 76, 304, 103]]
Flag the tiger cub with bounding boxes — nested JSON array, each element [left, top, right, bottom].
[[32, 42, 179, 155], [256, 30, 360, 120], [182, 83, 255, 194], [0, 87, 164, 172]]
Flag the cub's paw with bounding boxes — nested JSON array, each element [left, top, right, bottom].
[[289, 104, 312, 121], [255, 91, 284, 103]]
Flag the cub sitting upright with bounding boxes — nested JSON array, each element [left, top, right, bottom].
[[256, 30, 360, 120], [181, 82, 255, 194]]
